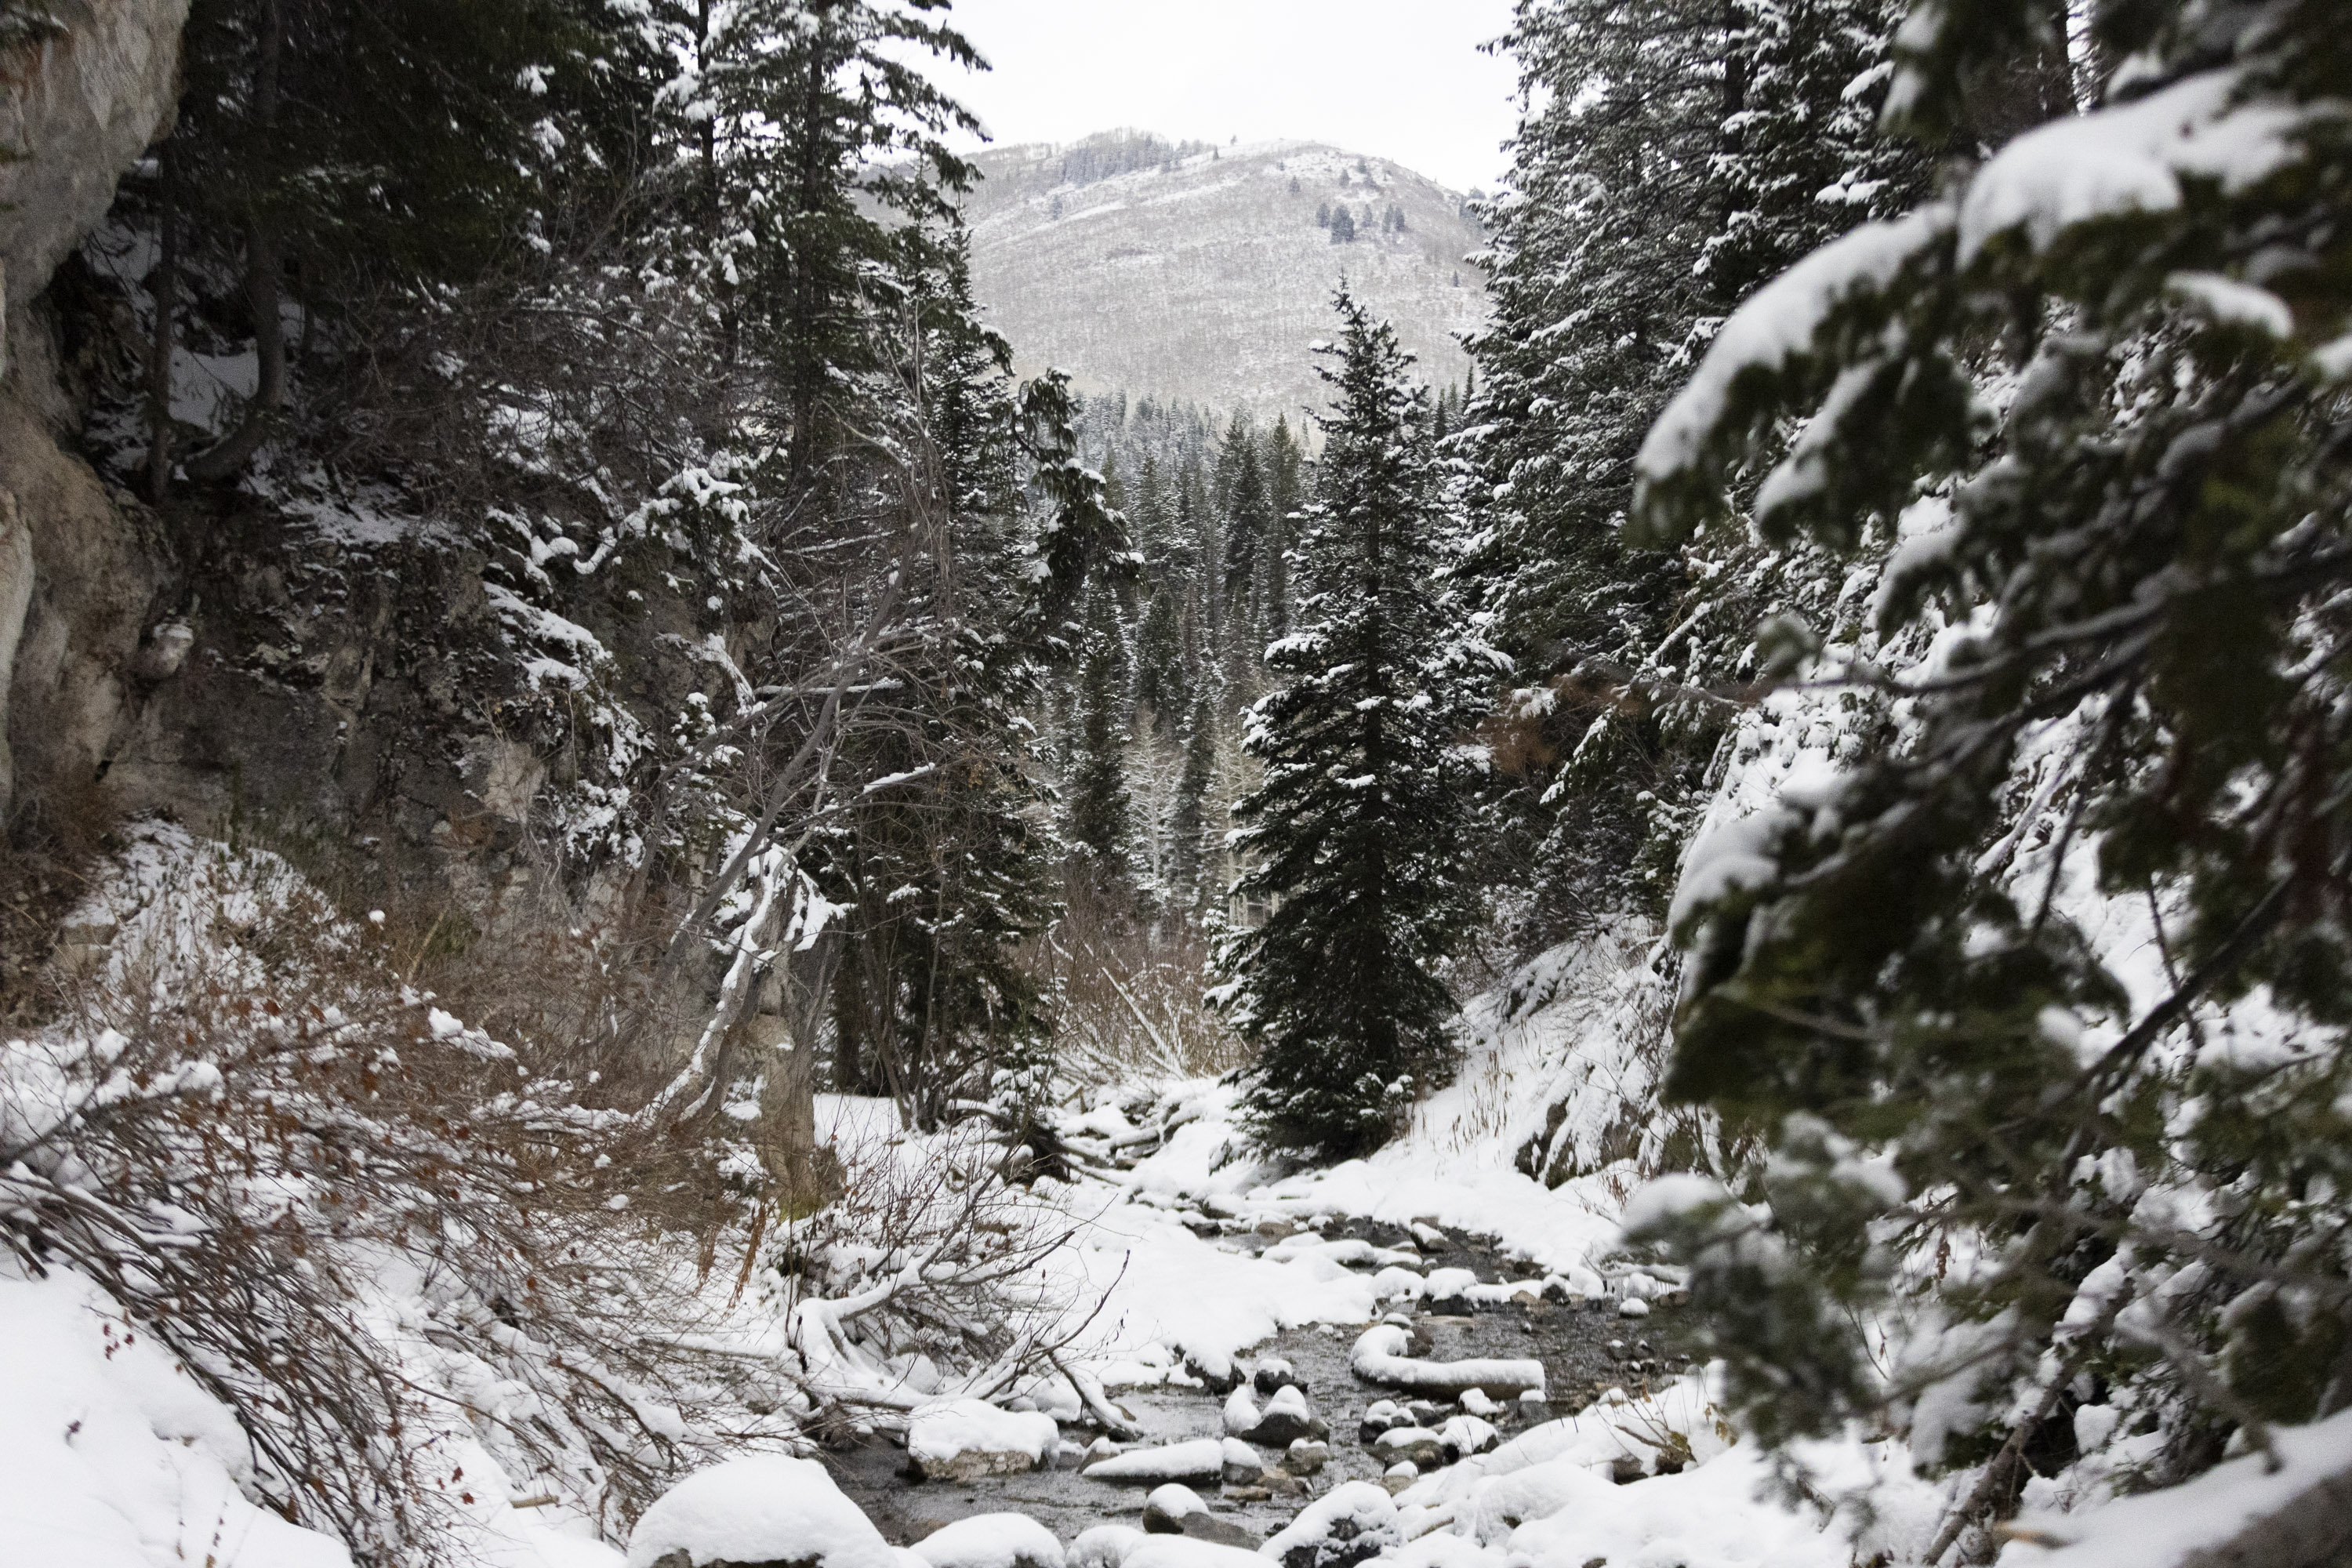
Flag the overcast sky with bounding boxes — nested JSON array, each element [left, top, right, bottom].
[[934, 1, 1524, 194]]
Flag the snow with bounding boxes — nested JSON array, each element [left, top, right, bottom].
[[624, 1456, 895, 1568], [911, 1513, 1066, 1568], [1146, 1483, 1210, 1522], [1083, 1439, 1231, 1483], [1258, 1481, 1400, 1567], [2165, 270, 2294, 336], [1121, 1540, 1264, 1568], [1636, 206, 1953, 481], [1071, 1525, 1147, 1568], [0, 1266, 355, 1568], [1349, 1325, 1546, 1398], [1998, 1406, 2352, 1566], [1957, 70, 2312, 263], [906, 1399, 1061, 1475]]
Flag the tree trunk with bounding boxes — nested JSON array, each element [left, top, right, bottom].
[[757, 930, 842, 1214], [187, 0, 285, 483], [144, 139, 177, 503]]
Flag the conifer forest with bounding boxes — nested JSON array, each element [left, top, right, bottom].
[[0, 2, 2348, 1565]]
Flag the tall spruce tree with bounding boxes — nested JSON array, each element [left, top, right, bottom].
[[1065, 586, 1136, 877], [1213, 290, 1475, 1160]]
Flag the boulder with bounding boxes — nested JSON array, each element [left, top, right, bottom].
[[1241, 1385, 1327, 1447], [1142, 1485, 1210, 1534], [1371, 1427, 1446, 1469], [1260, 1481, 1401, 1568], [1282, 1439, 1329, 1476], [1251, 1357, 1302, 1396], [910, 1515, 1065, 1568], [1069, 1526, 1145, 1568], [1083, 1439, 1228, 1485], [1221, 1438, 1262, 1486], [906, 1400, 1060, 1481], [1356, 1401, 1410, 1446], [626, 1456, 898, 1568]]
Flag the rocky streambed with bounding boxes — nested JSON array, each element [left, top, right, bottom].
[[825, 1218, 1695, 1548]]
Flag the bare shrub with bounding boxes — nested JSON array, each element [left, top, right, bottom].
[[1034, 883, 1250, 1085], [0, 825, 793, 1562]]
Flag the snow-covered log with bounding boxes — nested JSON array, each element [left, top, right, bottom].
[[1348, 1324, 1545, 1399]]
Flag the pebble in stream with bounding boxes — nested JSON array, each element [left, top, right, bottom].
[[825, 1221, 1694, 1547]]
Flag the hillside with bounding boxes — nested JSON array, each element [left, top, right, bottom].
[[961, 131, 1488, 419]]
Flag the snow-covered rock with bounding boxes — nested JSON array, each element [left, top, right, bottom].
[[626, 1455, 895, 1568], [1242, 1384, 1327, 1446], [910, 1514, 1065, 1568], [1123, 1538, 1264, 1568], [1348, 1325, 1544, 1399], [1223, 1386, 1261, 1436], [1421, 1269, 1479, 1311], [1251, 1358, 1301, 1395], [1083, 1438, 1230, 1484], [1259, 1480, 1402, 1568], [1070, 1525, 1146, 1568], [1143, 1484, 1211, 1533], [907, 1399, 1061, 1480], [1283, 1439, 1329, 1475], [1437, 1415, 1500, 1460], [1373, 1428, 1448, 1468]]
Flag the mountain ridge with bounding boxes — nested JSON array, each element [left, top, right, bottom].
[[959, 129, 1489, 420]]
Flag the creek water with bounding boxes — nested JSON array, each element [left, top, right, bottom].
[[824, 1219, 1693, 1547]]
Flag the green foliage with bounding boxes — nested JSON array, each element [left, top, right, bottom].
[[1214, 291, 1478, 1160], [1633, 0, 2352, 1497]]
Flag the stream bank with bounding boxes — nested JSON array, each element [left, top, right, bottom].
[[826, 1218, 1694, 1546]]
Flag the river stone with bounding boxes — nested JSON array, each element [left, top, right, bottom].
[[1243, 1386, 1327, 1448], [1371, 1427, 1446, 1468], [1251, 1358, 1302, 1395], [1282, 1440, 1328, 1475], [1262, 1481, 1401, 1568], [1356, 1400, 1410, 1446], [1178, 1515, 1258, 1550], [1142, 1484, 1208, 1534]]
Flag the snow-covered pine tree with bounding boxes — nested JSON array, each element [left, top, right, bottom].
[[1454, 0, 1726, 948], [1166, 693, 1219, 916], [1065, 586, 1136, 880], [1213, 290, 1477, 1160], [1632, 0, 2352, 1539]]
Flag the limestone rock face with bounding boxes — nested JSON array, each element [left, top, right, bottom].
[[0, 0, 188, 318], [0, 0, 185, 810]]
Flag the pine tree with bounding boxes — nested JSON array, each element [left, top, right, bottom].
[[1166, 694, 1218, 916], [1065, 587, 1134, 877], [1213, 289, 1475, 1160], [1630, 0, 2352, 1526], [1328, 204, 1357, 244], [1133, 582, 1188, 735]]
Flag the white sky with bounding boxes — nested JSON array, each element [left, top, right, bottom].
[[934, 1, 1524, 194]]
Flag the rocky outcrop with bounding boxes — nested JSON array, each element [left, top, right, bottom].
[[0, 0, 186, 814], [0, 0, 187, 319]]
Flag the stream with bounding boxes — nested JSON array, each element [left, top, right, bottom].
[[825, 1218, 1694, 1547]]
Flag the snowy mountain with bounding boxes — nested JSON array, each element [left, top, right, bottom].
[[960, 130, 1488, 419]]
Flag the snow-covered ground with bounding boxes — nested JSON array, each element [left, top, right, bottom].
[[10, 826, 2347, 1568]]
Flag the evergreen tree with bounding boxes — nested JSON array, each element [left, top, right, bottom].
[[1133, 582, 1188, 735], [1065, 588, 1134, 877], [1166, 694, 1218, 915], [1328, 204, 1357, 244], [1213, 290, 1475, 1160], [1631, 0, 2352, 1530], [1221, 421, 1272, 607]]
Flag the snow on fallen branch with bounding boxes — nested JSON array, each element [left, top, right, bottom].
[[1350, 1323, 1547, 1399]]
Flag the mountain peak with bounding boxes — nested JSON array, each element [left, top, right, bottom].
[[961, 132, 1487, 419]]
